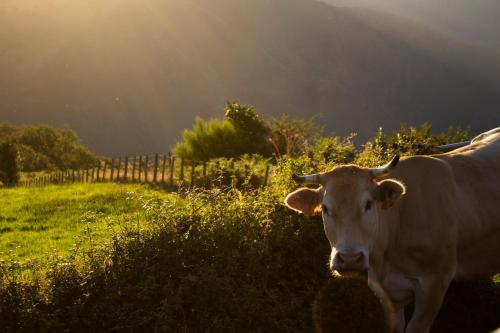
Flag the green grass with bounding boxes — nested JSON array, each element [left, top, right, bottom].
[[0, 183, 176, 262]]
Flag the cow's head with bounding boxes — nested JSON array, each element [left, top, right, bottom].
[[285, 156, 405, 275]]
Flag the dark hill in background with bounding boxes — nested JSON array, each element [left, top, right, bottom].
[[1, 0, 499, 156], [323, 0, 500, 49]]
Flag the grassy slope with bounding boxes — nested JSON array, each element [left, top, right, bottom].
[[0, 183, 175, 262]]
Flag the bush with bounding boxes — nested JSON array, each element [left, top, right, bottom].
[[174, 102, 273, 160], [0, 123, 97, 172], [0, 185, 331, 331], [0, 141, 19, 186], [356, 124, 470, 167], [269, 114, 323, 158], [224, 101, 272, 156], [173, 117, 241, 160]]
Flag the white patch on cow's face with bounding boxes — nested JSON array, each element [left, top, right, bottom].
[[321, 179, 379, 272]]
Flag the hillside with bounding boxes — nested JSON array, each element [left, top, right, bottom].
[[323, 0, 500, 48], [1, 0, 499, 155]]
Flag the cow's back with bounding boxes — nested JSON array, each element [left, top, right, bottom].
[[438, 130, 500, 277]]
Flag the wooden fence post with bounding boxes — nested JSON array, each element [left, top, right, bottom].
[[153, 153, 159, 183], [86, 169, 89, 183], [103, 162, 107, 182], [96, 161, 101, 182], [124, 157, 129, 182], [180, 158, 185, 182], [169, 156, 176, 186], [138, 156, 142, 182], [263, 165, 270, 187], [110, 158, 115, 182], [132, 157, 136, 182], [161, 154, 167, 183], [117, 158, 122, 181], [144, 155, 149, 183]]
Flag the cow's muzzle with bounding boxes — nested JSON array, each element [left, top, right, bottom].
[[332, 251, 368, 275]]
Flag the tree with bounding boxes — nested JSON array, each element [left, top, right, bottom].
[[269, 114, 323, 158], [0, 141, 19, 186], [174, 102, 273, 160], [174, 117, 241, 160], [224, 102, 272, 156], [0, 123, 97, 171]]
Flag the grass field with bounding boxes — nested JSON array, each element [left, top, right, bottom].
[[0, 183, 176, 262]]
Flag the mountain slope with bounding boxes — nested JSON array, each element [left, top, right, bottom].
[[323, 0, 500, 49], [1, 0, 499, 155]]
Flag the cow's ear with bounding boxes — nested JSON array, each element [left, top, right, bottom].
[[375, 179, 406, 209], [285, 187, 323, 216]]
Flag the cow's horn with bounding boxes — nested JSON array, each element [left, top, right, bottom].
[[371, 155, 400, 177], [291, 173, 322, 184]]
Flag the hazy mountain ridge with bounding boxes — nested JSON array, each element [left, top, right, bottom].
[[1, 0, 499, 155], [322, 0, 500, 49]]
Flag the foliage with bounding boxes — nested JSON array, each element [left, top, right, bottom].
[[0, 184, 331, 332], [174, 102, 273, 160], [308, 135, 356, 168], [269, 114, 323, 158], [173, 117, 240, 160], [224, 101, 272, 156], [356, 123, 470, 167], [0, 141, 19, 187], [0, 122, 497, 332], [0, 123, 97, 172]]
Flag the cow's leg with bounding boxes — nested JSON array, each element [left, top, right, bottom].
[[394, 308, 406, 333], [405, 274, 452, 333]]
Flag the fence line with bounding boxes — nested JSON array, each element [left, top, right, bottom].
[[19, 153, 272, 189]]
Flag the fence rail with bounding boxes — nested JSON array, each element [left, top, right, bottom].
[[19, 153, 272, 189]]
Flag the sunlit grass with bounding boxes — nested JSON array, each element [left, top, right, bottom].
[[0, 183, 176, 262]]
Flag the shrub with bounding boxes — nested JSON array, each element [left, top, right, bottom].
[[0, 123, 97, 172], [224, 101, 272, 156], [356, 124, 471, 167], [0, 141, 19, 186], [0, 185, 331, 331], [269, 114, 323, 158], [173, 117, 241, 160], [174, 102, 273, 160]]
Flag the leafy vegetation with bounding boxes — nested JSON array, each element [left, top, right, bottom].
[[174, 102, 273, 160], [355, 123, 470, 167], [0, 123, 497, 332], [0, 141, 19, 187], [0, 123, 97, 173]]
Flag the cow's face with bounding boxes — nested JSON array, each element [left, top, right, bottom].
[[285, 157, 405, 275]]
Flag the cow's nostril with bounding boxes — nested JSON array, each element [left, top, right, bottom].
[[334, 252, 365, 272]]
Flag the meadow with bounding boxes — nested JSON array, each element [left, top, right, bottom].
[[0, 183, 176, 262]]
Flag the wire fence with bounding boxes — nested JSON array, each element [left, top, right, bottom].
[[19, 153, 272, 189]]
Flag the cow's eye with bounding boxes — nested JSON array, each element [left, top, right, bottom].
[[364, 200, 372, 211], [321, 204, 329, 215]]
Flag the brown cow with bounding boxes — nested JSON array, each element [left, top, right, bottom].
[[285, 128, 500, 333]]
